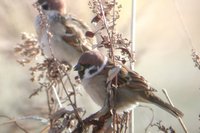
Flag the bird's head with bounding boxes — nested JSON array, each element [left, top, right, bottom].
[[74, 51, 108, 80], [36, 0, 66, 14]]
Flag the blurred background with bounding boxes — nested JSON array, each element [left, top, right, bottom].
[[0, 0, 200, 132]]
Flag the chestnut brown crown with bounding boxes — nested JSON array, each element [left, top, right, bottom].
[[37, 0, 66, 14], [77, 51, 106, 67]]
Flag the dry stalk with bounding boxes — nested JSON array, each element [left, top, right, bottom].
[[162, 89, 188, 133], [87, 0, 133, 132], [52, 85, 63, 108], [15, 32, 41, 66], [13, 2, 88, 132], [97, 0, 115, 62], [0, 115, 29, 133], [136, 105, 155, 133], [97, 0, 118, 131], [191, 49, 200, 70], [173, 0, 200, 72], [150, 120, 175, 133], [129, 0, 137, 132], [34, 2, 84, 129]]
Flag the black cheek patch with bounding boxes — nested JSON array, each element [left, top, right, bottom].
[[78, 71, 84, 79], [89, 68, 98, 75], [42, 4, 49, 10]]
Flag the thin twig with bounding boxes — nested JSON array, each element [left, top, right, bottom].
[[129, 0, 137, 132], [111, 0, 116, 60], [46, 87, 52, 116], [111, 1, 118, 132], [130, 0, 136, 70], [97, 0, 119, 132], [173, 0, 195, 49], [124, 112, 129, 133], [52, 85, 63, 108], [58, 73, 82, 124], [162, 89, 188, 133], [65, 73, 78, 107], [35, 3, 55, 58], [136, 105, 155, 133], [40, 125, 50, 133], [0, 115, 29, 133], [97, 0, 115, 62], [36, 2, 83, 129]]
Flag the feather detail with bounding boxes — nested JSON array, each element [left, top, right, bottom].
[[76, 51, 184, 118], [145, 93, 184, 118], [100, 59, 183, 117]]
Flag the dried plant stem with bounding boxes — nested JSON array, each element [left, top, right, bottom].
[[0, 115, 28, 133], [130, 0, 136, 70], [124, 113, 129, 133], [137, 105, 155, 133], [66, 73, 78, 106], [58, 73, 82, 124], [129, 0, 137, 133], [36, 4, 55, 58], [97, 0, 118, 132], [97, 0, 115, 62], [162, 89, 188, 133], [111, 0, 119, 104], [40, 125, 50, 133], [37, 2, 83, 128], [111, 0, 116, 59], [173, 0, 194, 49], [52, 85, 63, 108], [46, 87, 53, 115]]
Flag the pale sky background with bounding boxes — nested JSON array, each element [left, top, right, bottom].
[[0, 0, 200, 132]]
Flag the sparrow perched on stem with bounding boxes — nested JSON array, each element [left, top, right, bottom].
[[34, 0, 96, 67], [74, 50, 184, 118]]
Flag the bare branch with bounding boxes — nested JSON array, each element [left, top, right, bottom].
[[0, 115, 29, 133], [162, 89, 188, 133]]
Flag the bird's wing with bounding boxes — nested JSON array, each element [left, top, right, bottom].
[[61, 15, 96, 52], [105, 60, 156, 92], [105, 61, 183, 117], [122, 68, 156, 92]]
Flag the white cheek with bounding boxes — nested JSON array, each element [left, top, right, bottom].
[[83, 66, 99, 79]]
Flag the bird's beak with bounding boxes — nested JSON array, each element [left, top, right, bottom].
[[73, 64, 83, 71]]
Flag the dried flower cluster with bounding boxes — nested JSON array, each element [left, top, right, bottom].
[[89, 0, 121, 24], [150, 121, 175, 133], [33, 1, 51, 36], [13, 0, 184, 133], [87, 0, 133, 64], [29, 58, 70, 83], [48, 108, 85, 133], [114, 112, 129, 132], [15, 32, 41, 66], [14, 3, 85, 133], [199, 114, 200, 131], [192, 49, 200, 70], [76, 0, 133, 132]]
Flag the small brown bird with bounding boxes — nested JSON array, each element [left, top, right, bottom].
[[74, 50, 184, 118], [35, 0, 96, 67]]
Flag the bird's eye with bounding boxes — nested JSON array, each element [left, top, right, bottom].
[[42, 4, 49, 10]]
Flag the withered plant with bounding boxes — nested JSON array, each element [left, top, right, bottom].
[[6, 0, 195, 132], [191, 49, 200, 70]]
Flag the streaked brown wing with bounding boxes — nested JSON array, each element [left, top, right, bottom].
[[115, 64, 156, 92], [105, 60, 183, 118], [61, 15, 94, 52]]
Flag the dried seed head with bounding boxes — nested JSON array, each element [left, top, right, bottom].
[[192, 49, 200, 70], [15, 32, 41, 66]]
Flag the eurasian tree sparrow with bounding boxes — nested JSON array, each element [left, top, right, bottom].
[[74, 50, 184, 118], [35, 0, 96, 67]]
